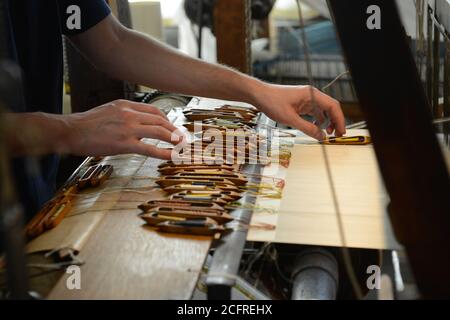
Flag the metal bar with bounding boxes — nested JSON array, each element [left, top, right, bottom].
[[328, 0, 450, 299], [291, 248, 339, 300], [206, 114, 274, 300], [196, 255, 271, 300]]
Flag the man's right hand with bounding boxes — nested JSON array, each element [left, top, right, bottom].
[[64, 100, 183, 159]]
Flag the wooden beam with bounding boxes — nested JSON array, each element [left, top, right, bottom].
[[329, 0, 450, 298], [214, 0, 252, 74]]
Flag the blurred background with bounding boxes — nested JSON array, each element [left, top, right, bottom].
[[64, 0, 443, 124]]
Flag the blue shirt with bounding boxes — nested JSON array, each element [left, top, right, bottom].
[[6, 0, 111, 220]]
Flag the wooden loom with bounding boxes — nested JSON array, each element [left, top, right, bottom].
[[24, 99, 272, 299], [26, 97, 399, 299]]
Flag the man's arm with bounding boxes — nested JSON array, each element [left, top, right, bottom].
[[4, 100, 182, 158], [70, 14, 345, 140], [4, 112, 71, 156]]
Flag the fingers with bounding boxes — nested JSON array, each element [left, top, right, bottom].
[[326, 123, 335, 135], [312, 110, 327, 127], [134, 125, 182, 145], [314, 90, 346, 136], [310, 104, 326, 125], [127, 101, 168, 120], [136, 112, 179, 133], [117, 101, 184, 153], [132, 142, 173, 160], [123, 101, 185, 147], [289, 115, 326, 140], [111, 99, 178, 133], [127, 103, 184, 142]]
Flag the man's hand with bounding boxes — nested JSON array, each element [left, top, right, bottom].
[[65, 100, 182, 159], [4, 100, 182, 159], [71, 14, 345, 141], [251, 83, 346, 140]]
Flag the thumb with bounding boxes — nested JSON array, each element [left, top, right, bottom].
[[290, 116, 326, 140]]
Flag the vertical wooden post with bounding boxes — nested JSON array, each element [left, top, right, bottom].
[[214, 0, 252, 75], [329, 0, 450, 298]]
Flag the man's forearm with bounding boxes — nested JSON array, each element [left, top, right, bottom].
[[71, 15, 346, 140], [79, 16, 264, 106], [3, 112, 71, 156]]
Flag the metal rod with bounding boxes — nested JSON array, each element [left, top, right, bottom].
[[206, 114, 274, 300], [291, 248, 339, 300]]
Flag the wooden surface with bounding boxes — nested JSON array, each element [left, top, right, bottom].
[[47, 143, 212, 299], [44, 97, 255, 299], [249, 129, 401, 250], [42, 100, 405, 298], [48, 209, 211, 299]]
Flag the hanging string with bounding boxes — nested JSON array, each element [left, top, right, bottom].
[[295, 0, 364, 299], [225, 203, 278, 214], [240, 182, 284, 197], [64, 185, 159, 199], [244, 243, 271, 277], [241, 172, 285, 184], [258, 123, 298, 137], [322, 70, 350, 92]]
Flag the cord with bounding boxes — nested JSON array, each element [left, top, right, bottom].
[[322, 70, 350, 91], [295, 0, 364, 299]]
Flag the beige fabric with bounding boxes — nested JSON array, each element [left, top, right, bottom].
[[249, 129, 401, 250]]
